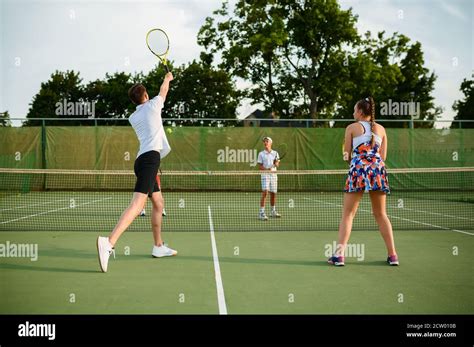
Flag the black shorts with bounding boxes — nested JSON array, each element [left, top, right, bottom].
[[134, 150, 161, 197]]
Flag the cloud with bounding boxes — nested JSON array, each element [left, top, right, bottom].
[[439, 0, 469, 22]]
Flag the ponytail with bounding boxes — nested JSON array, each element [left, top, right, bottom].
[[368, 97, 375, 147], [356, 96, 376, 147]]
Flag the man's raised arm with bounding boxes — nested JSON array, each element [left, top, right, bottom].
[[159, 72, 174, 102]]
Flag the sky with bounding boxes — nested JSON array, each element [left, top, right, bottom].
[[0, 0, 472, 127]]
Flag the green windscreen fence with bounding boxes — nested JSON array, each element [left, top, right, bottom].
[[0, 127, 42, 169], [0, 126, 472, 170], [45, 127, 138, 170]]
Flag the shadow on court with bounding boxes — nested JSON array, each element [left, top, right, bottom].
[[177, 255, 391, 267], [38, 247, 96, 259], [348, 260, 392, 267], [176, 254, 326, 267], [0, 263, 98, 274]]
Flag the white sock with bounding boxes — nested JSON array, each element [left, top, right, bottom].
[[271, 206, 276, 212], [260, 207, 265, 213]]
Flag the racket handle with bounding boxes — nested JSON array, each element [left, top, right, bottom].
[[164, 64, 170, 73]]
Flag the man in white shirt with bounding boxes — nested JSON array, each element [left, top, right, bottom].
[[139, 124, 170, 217], [97, 72, 177, 273], [257, 137, 282, 221]]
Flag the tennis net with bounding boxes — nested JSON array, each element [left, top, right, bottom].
[[0, 168, 473, 233]]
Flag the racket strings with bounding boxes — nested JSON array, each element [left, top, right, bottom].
[[147, 30, 169, 57]]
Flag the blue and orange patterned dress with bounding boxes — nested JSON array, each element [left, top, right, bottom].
[[344, 121, 390, 193]]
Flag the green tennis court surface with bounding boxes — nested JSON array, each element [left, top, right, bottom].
[[1, 168, 473, 314], [0, 230, 472, 314], [1, 191, 473, 232]]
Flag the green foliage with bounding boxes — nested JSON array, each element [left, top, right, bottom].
[[334, 32, 441, 128], [199, 0, 359, 119], [452, 76, 474, 128], [24, 0, 443, 128], [0, 111, 12, 127], [140, 61, 240, 125], [25, 61, 239, 126], [199, 0, 440, 127], [83, 72, 135, 121], [25, 70, 85, 125], [165, 61, 241, 122]]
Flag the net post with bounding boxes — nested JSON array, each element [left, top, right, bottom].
[[41, 119, 47, 169], [41, 119, 47, 189]]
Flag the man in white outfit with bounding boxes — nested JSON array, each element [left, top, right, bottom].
[[97, 72, 177, 273], [257, 137, 282, 221], [139, 126, 169, 217]]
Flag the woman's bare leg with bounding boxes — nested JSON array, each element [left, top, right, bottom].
[[336, 192, 364, 256], [369, 191, 396, 256]]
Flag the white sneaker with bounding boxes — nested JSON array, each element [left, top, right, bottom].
[[152, 244, 178, 258], [271, 210, 281, 218], [162, 208, 167, 217], [97, 236, 115, 273], [259, 212, 269, 221]]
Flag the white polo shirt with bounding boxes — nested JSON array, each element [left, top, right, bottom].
[[128, 95, 171, 159], [257, 149, 279, 170]]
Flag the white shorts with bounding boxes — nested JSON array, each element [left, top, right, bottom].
[[261, 173, 278, 193]]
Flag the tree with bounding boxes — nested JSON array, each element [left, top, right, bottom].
[[167, 61, 240, 124], [0, 111, 12, 127], [25, 70, 86, 126], [200, 1, 440, 128], [142, 61, 240, 125], [334, 32, 441, 128], [24, 61, 239, 126], [451, 76, 474, 128], [198, 0, 359, 120], [83, 72, 135, 124]]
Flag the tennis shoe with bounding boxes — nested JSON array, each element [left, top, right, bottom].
[[327, 255, 345, 266], [271, 210, 281, 218], [140, 209, 146, 216], [152, 244, 178, 258], [387, 255, 399, 266], [162, 208, 167, 217], [97, 236, 115, 273], [259, 212, 268, 221]]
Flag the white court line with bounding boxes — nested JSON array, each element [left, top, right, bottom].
[[0, 197, 113, 225], [303, 197, 474, 222], [303, 198, 474, 236], [208, 205, 228, 315], [388, 205, 474, 222], [0, 199, 70, 212]]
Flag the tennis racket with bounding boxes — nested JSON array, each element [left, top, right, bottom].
[[274, 143, 288, 164], [146, 28, 170, 72]]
